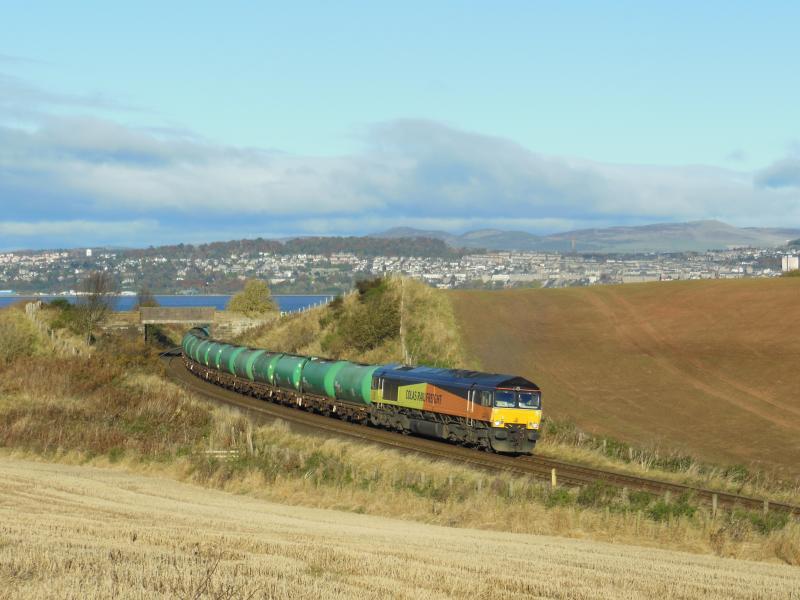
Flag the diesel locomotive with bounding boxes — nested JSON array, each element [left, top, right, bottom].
[[182, 327, 542, 454]]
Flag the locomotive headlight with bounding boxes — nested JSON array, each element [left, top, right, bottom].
[[493, 418, 504, 427], [530, 422, 540, 430]]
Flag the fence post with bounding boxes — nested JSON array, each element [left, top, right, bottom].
[[763, 499, 769, 515], [550, 468, 557, 488], [712, 493, 718, 519]]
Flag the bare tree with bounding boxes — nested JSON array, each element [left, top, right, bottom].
[[134, 285, 159, 310], [76, 271, 117, 344]]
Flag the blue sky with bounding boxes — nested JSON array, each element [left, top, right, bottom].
[[1, 1, 800, 250]]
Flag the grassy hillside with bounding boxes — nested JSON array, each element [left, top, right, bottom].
[[450, 279, 800, 477], [237, 277, 468, 368]]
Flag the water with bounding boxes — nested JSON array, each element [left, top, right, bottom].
[[0, 294, 333, 313]]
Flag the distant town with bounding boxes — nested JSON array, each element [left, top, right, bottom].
[[1, 239, 798, 296]]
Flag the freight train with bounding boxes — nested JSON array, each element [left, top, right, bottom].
[[181, 327, 542, 454]]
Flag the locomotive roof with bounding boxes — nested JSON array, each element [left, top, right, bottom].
[[375, 364, 539, 390]]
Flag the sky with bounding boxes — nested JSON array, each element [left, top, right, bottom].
[[1, 1, 800, 250]]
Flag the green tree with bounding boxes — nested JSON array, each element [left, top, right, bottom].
[[227, 279, 277, 317]]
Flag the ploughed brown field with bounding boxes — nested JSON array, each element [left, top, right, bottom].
[[450, 279, 800, 476]]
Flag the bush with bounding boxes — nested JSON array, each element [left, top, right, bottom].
[[627, 490, 653, 511], [545, 487, 574, 508], [647, 493, 697, 521], [577, 481, 617, 508], [47, 300, 81, 333], [0, 311, 38, 364], [723, 464, 750, 484], [227, 280, 277, 317], [732, 509, 789, 535], [338, 279, 400, 352]]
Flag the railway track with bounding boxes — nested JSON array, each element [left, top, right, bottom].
[[164, 355, 799, 515]]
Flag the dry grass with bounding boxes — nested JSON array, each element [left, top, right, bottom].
[[237, 276, 468, 367], [241, 278, 800, 504], [1, 457, 799, 600], [2, 304, 800, 571], [535, 425, 800, 505]]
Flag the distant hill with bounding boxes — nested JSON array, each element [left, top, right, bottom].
[[450, 278, 800, 476], [123, 235, 465, 260], [374, 220, 800, 253]]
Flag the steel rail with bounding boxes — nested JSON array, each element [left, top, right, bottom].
[[164, 356, 799, 515]]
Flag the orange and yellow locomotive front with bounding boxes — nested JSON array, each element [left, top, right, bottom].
[[371, 380, 541, 453]]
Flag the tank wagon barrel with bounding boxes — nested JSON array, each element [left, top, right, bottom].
[[180, 327, 542, 454], [301, 359, 349, 398]]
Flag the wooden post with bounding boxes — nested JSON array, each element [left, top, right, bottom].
[[664, 491, 671, 503], [551, 468, 557, 488], [763, 499, 769, 515], [246, 428, 254, 456], [712, 493, 718, 518]]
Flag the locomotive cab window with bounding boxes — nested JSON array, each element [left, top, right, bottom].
[[518, 391, 541, 409], [481, 390, 493, 406], [494, 390, 516, 408]]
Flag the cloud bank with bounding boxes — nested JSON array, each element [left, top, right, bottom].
[[1, 101, 799, 250]]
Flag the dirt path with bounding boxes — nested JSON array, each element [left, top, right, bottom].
[[0, 457, 798, 599]]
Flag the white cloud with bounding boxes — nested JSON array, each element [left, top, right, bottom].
[[0, 219, 157, 237], [2, 113, 800, 248]]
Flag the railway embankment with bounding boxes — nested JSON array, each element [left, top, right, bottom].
[[1, 292, 800, 566], [228, 277, 800, 505]]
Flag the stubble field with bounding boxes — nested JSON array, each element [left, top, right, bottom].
[[450, 279, 800, 476], [1, 457, 798, 599]]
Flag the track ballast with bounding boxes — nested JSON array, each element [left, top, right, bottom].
[[165, 354, 799, 516]]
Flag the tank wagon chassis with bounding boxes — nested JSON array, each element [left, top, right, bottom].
[[184, 356, 530, 453]]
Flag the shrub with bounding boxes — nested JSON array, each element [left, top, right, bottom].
[[545, 487, 574, 508], [723, 464, 750, 483], [732, 509, 790, 535], [339, 279, 400, 352], [647, 493, 697, 521], [227, 280, 277, 317], [627, 490, 653, 511], [577, 481, 617, 508], [0, 311, 38, 364]]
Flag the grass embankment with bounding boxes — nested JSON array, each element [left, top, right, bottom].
[[2, 300, 799, 567], [237, 276, 468, 368], [238, 277, 800, 505]]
